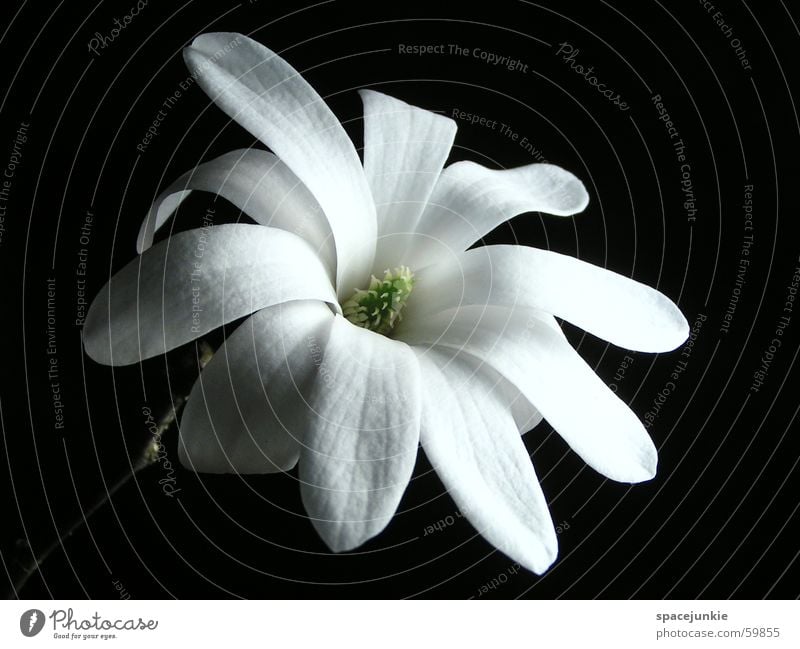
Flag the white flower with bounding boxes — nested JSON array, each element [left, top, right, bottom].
[[84, 33, 689, 573]]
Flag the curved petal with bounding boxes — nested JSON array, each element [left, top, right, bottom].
[[84, 224, 335, 366], [420, 345, 542, 434], [416, 349, 557, 573], [299, 315, 421, 552], [184, 33, 376, 297], [178, 301, 334, 473], [405, 161, 589, 269], [137, 148, 335, 277], [401, 305, 657, 483], [404, 245, 689, 352], [359, 89, 457, 272]]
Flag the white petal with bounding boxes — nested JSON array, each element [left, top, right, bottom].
[[359, 89, 457, 272], [401, 305, 657, 483], [299, 316, 421, 552], [178, 301, 334, 473], [137, 148, 335, 277], [404, 245, 689, 352], [416, 349, 557, 573], [405, 161, 589, 269], [421, 344, 542, 434], [184, 33, 376, 297], [84, 224, 335, 366]]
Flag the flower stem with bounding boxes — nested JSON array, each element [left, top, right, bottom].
[[5, 340, 214, 599], [7, 454, 154, 598]]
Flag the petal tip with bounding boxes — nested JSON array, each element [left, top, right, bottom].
[[357, 87, 384, 103], [188, 31, 241, 50], [517, 533, 559, 575], [81, 300, 113, 366], [558, 172, 590, 215], [308, 516, 382, 554], [574, 180, 590, 212], [652, 298, 691, 352], [625, 450, 658, 484], [674, 313, 691, 348], [176, 436, 193, 471], [317, 530, 357, 554]]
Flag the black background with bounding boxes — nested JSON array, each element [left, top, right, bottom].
[[1, 0, 798, 599]]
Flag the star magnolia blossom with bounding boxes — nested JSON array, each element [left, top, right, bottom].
[[84, 32, 689, 573]]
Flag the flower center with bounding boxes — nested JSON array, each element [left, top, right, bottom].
[[342, 266, 415, 335]]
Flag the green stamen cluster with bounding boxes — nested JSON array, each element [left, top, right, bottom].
[[342, 266, 415, 335]]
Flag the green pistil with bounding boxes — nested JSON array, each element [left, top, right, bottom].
[[342, 266, 415, 335]]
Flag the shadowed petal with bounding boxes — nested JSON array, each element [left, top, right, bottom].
[[178, 301, 334, 474], [402, 305, 657, 483], [84, 224, 335, 365], [137, 148, 335, 277], [404, 244, 689, 352], [405, 161, 589, 269], [359, 89, 457, 273], [416, 348, 557, 573], [299, 316, 421, 552], [419, 344, 542, 434], [184, 33, 376, 297]]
